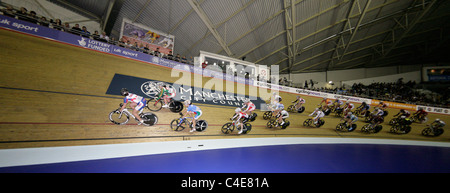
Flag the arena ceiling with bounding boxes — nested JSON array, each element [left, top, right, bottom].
[[50, 0, 450, 74]]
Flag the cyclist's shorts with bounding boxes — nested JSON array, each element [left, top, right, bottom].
[[194, 110, 202, 119], [136, 98, 147, 111]]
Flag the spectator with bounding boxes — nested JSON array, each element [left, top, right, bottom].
[[100, 31, 109, 42], [39, 16, 49, 27], [154, 47, 161, 57], [131, 42, 139, 51], [165, 50, 173, 60], [109, 37, 116, 45], [1, 5, 16, 18], [118, 38, 126, 48], [52, 19, 64, 31], [188, 56, 194, 65], [28, 11, 38, 24], [71, 23, 82, 36], [63, 22, 71, 32], [81, 26, 90, 38], [181, 56, 187, 64], [174, 54, 181, 62], [125, 40, 132, 49], [16, 7, 29, 22], [143, 44, 150, 54], [92, 30, 100, 40]]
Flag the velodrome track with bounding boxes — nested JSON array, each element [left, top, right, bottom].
[[0, 28, 449, 150]]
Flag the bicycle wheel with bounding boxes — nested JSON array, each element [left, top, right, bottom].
[[141, 113, 158, 126], [169, 101, 184, 113], [170, 118, 187, 131], [263, 111, 272, 120], [243, 123, 252, 134], [146, 98, 163, 112], [287, 105, 295, 112], [267, 120, 275, 128], [336, 123, 345, 131], [196, 120, 208, 132], [303, 118, 312, 126], [421, 127, 431, 136], [221, 123, 234, 134], [109, 110, 129, 125]]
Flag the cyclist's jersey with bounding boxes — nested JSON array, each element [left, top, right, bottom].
[[124, 93, 144, 104], [275, 103, 285, 110], [187, 105, 202, 119], [416, 109, 428, 116], [374, 109, 384, 116], [401, 110, 411, 118], [244, 102, 256, 112], [433, 120, 446, 128], [345, 103, 355, 110], [310, 109, 325, 118], [236, 112, 249, 121], [280, 110, 289, 118], [359, 103, 370, 110], [334, 99, 343, 106], [167, 87, 176, 97], [345, 114, 358, 121], [293, 98, 305, 104], [158, 88, 170, 99]]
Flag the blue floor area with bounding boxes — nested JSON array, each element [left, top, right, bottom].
[[1, 144, 449, 173]]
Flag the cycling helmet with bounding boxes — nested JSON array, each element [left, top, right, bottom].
[[380, 101, 384, 104], [347, 112, 352, 116], [346, 101, 350, 104], [235, 108, 241, 113], [120, 88, 129, 96], [400, 109, 405, 113], [435, 118, 440, 122], [362, 102, 367, 105], [184, 100, 191, 106]]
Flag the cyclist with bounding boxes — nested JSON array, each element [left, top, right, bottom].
[[309, 107, 325, 126], [430, 119, 446, 130], [233, 108, 249, 134], [292, 96, 306, 111], [342, 112, 358, 131], [394, 109, 411, 118], [371, 107, 384, 127], [358, 102, 370, 117], [376, 101, 389, 111], [157, 84, 176, 108], [343, 101, 355, 116], [119, 88, 146, 125], [333, 99, 344, 111], [273, 101, 285, 117], [413, 108, 428, 122], [182, 100, 202, 132], [319, 97, 332, 111], [278, 109, 289, 126], [242, 99, 256, 116]]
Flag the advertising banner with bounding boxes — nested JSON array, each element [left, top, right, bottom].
[[120, 18, 174, 55], [106, 74, 265, 109]]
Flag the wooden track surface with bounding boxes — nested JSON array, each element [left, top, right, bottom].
[[0, 28, 449, 149]]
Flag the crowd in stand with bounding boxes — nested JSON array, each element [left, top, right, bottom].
[[0, 4, 194, 65], [306, 78, 449, 108]]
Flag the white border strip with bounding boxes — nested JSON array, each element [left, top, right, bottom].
[[0, 137, 449, 168]]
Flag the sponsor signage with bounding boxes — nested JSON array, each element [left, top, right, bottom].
[[106, 74, 265, 109]]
